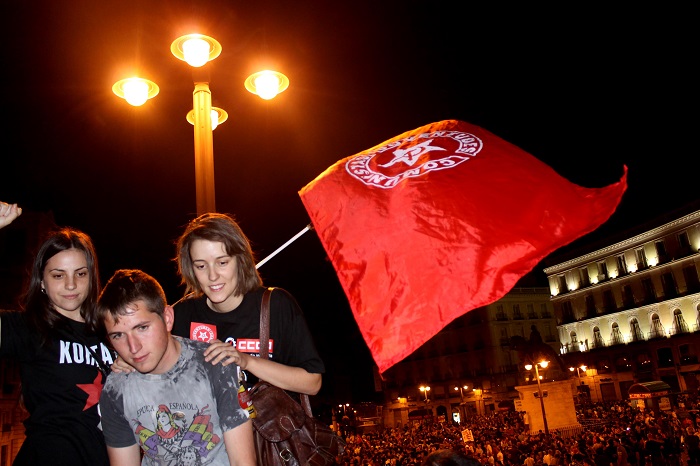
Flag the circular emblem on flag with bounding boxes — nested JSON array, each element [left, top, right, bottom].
[[345, 130, 483, 188], [191, 324, 215, 342]]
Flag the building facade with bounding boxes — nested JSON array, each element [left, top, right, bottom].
[[379, 287, 559, 427], [377, 208, 700, 428], [544, 209, 700, 402]]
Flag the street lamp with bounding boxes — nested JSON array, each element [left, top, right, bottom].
[[569, 365, 587, 384], [419, 386, 431, 402], [454, 385, 469, 400], [112, 33, 289, 215], [525, 360, 549, 435], [454, 385, 468, 422]]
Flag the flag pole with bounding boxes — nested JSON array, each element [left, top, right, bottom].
[[256, 224, 314, 269]]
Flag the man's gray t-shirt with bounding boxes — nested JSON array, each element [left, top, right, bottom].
[[100, 337, 250, 465]]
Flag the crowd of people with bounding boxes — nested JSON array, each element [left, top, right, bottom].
[[338, 394, 700, 466]]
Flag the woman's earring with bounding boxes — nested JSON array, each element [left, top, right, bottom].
[[41, 288, 46, 294]]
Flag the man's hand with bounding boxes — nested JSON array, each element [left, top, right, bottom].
[[0, 202, 22, 230]]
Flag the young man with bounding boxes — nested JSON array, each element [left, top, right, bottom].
[[95, 269, 255, 466]]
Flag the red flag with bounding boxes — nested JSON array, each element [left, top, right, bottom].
[[299, 120, 627, 373]]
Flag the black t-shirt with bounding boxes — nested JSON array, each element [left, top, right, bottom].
[[0, 310, 115, 465], [171, 286, 325, 386]]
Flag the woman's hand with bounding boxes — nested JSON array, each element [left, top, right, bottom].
[[203, 339, 252, 369], [110, 355, 136, 374], [0, 202, 22, 230]]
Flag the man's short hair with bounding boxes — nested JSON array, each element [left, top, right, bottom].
[[95, 269, 167, 339]]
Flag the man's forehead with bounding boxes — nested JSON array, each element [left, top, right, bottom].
[[106, 300, 151, 326]]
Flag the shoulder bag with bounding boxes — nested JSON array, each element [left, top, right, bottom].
[[249, 287, 346, 466]]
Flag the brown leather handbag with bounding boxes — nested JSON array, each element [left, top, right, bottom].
[[249, 287, 346, 466]]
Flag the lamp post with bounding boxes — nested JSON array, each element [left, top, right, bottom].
[[569, 365, 587, 384], [525, 360, 549, 435], [112, 33, 289, 215], [472, 388, 483, 416], [454, 385, 468, 422], [419, 386, 431, 403]]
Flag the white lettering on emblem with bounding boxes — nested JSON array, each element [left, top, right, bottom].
[[345, 130, 483, 189]]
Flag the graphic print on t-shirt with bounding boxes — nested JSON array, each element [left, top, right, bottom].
[[58, 338, 114, 409], [188, 322, 273, 356], [134, 403, 221, 464], [190, 322, 217, 342]]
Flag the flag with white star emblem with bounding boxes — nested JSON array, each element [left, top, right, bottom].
[[299, 119, 627, 373]]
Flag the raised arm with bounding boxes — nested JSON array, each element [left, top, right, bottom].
[[0, 202, 22, 230]]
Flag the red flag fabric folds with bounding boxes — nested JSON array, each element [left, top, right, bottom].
[[299, 120, 627, 373]]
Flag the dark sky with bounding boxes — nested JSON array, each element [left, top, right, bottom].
[[1, 2, 696, 402]]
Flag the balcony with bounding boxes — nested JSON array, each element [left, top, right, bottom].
[[609, 332, 625, 346], [670, 321, 690, 336], [589, 338, 606, 350]]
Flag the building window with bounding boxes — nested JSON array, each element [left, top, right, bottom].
[[540, 303, 551, 319], [661, 272, 678, 299], [637, 352, 652, 371], [679, 344, 698, 365], [579, 268, 590, 287], [596, 358, 611, 374], [683, 265, 700, 294], [561, 301, 574, 322], [602, 289, 616, 313], [558, 275, 567, 294], [671, 309, 689, 335], [641, 278, 656, 304], [585, 295, 597, 318], [629, 318, 644, 342], [679, 231, 691, 255], [657, 347, 674, 368], [598, 262, 608, 281], [592, 327, 605, 349], [615, 356, 632, 372], [636, 248, 648, 270], [495, 304, 507, 321], [622, 285, 635, 308], [656, 240, 668, 263], [610, 323, 624, 345], [649, 314, 666, 339], [512, 304, 523, 320], [616, 254, 627, 276], [527, 304, 536, 319]]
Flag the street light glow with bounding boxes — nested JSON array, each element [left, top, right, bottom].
[[182, 38, 211, 67], [113, 32, 289, 215], [245, 70, 289, 100], [112, 77, 159, 107], [419, 385, 431, 402], [170, 34, 222, 66], [186, 108, 228, 130]]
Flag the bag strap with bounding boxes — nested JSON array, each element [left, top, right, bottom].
[[259, 287, 313, 417]]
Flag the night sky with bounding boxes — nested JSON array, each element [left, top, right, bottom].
[[1, 2, 696, 402]]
